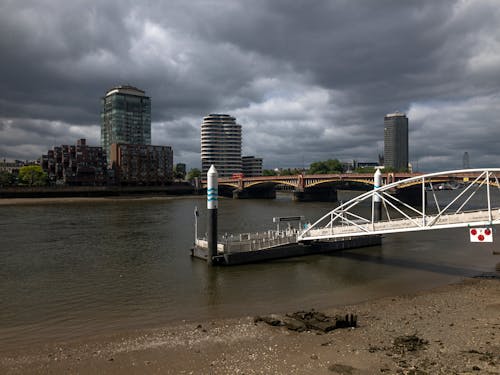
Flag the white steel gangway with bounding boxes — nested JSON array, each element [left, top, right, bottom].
[[299, 168, 500, 242]]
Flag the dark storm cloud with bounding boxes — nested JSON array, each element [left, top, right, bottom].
[[1, 0, 500, 170]]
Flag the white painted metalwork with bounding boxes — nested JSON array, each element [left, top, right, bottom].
[[196, 228, 300, 253], [207, 165, 218, 209], [299, 168, 500, 241]]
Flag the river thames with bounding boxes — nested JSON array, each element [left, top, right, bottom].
[[0, 192, 498, 351]]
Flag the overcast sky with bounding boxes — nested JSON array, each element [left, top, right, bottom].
[[1, 0, 500, 171]]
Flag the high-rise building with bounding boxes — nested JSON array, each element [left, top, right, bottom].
[[383, 112, 408, 171], [242, 156, 263, 177], [463, 152, 470, 169], [201, 114, 242, 177], [100, 85, 151, 160]]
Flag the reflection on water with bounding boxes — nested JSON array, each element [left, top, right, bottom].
[[0, 192, 498, 350]]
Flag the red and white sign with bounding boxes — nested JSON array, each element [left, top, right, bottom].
[[469, 227, 493, 243]]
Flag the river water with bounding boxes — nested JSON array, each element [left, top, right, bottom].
[[0, 191, 499, 350]]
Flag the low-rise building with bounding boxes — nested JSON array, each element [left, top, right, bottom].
[[41, 139, 107, 185], [0, 160, 26, 175], [110, 143, 173, 185], [242, 156, 263, 177]]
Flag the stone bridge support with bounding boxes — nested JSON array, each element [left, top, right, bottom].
[[233, 185, 276, 199], [293, 186, 338, 202]]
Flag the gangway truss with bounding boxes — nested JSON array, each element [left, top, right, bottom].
[[299, 168, 500, 242]]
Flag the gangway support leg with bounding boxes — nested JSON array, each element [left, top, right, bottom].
[[373, 169, 382, 222]]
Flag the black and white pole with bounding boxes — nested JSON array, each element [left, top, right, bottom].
[[373, 168, 382, 222], [207, 165, 218, 266], [194, 206, 199, 245]]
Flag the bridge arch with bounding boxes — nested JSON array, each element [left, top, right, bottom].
[[305, 178, 375, 189], [244, 180, 297, 189]]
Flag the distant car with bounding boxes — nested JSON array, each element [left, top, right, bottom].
[[231, 173, 245, 179]]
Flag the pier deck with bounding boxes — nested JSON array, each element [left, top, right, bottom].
[[191, 229, 381, 265]]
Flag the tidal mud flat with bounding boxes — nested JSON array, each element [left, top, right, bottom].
[[1, 278, 499, 374]]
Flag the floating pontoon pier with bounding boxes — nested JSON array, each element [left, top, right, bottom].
[[191, 227, 381, 265], [192, 165, 381, 266]]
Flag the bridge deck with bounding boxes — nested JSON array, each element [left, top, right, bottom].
[[301, 209, 500, 241]]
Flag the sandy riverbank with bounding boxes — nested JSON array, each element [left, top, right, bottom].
[[1, 278, 499, 374], [0, 195, 201, 206]]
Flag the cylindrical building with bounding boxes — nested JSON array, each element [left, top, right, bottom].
[[201, 114, 242, 177]]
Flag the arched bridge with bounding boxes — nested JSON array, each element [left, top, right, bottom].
[[210, 172, 417, 201], [299, 168, 500, 241], [205, 172, 476, 201]]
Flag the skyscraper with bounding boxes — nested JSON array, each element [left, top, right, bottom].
[[201, 114, 242, 177], [100, 85, 151, 160], [383, 112, 408, 171], [463, 152, 470, 169]]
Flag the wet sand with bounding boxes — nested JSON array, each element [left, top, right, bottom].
[[0, 195, 196, 206], [1, 278, 499, 374]]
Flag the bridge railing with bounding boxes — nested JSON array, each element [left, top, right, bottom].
[[299, 168, 500, 241], [196, 228, 300, 253]]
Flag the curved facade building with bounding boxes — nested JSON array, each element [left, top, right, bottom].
[[201, 114, 242, 177]]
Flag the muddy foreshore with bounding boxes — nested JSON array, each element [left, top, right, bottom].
[[1, 278, 499, 374]]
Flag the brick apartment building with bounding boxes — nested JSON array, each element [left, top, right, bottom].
[[41, 139, 107, 185], [110, 143, 173, 185]]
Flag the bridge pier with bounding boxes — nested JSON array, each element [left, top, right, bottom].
[[233, 187, 276, 199], [293, 188, 338, 202]]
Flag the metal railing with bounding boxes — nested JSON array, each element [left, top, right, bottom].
[[300, 168, 500, 241], [196, 228, 300, 253]]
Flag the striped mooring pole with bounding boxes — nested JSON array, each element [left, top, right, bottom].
[[373, 168, 382, 222], [207, 165, 218, 266]]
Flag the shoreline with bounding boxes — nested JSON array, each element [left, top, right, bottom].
[[0, 195, 204, 206], [1, 277, 498, 374]]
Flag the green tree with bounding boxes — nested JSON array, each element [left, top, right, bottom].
[[308, 159, 343, 174], [174, 164, 186, 180], [0, 171, 15, 187], [279, 168, 302, 176], [186, 168, 201, 181], [354, 167, 376, 174], [263, 169, 277, 176], [18, 165, 47, 186]]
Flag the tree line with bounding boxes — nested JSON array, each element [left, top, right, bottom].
[[0, 165, 48, 187]]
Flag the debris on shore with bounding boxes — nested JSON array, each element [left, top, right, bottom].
[[392, 334, 428, 354], [255, 309, 357, 333]]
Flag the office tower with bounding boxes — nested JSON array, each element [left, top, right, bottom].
[[383, 112, 409, 171], [110, 143, 173, 185], [100, 85, 151, 160], [242, 156, 263, 177], [201, 114, 242, 177], [463, 152, 470, 169]]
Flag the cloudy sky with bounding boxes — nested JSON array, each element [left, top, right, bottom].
[[1, 0, 500, 171]]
